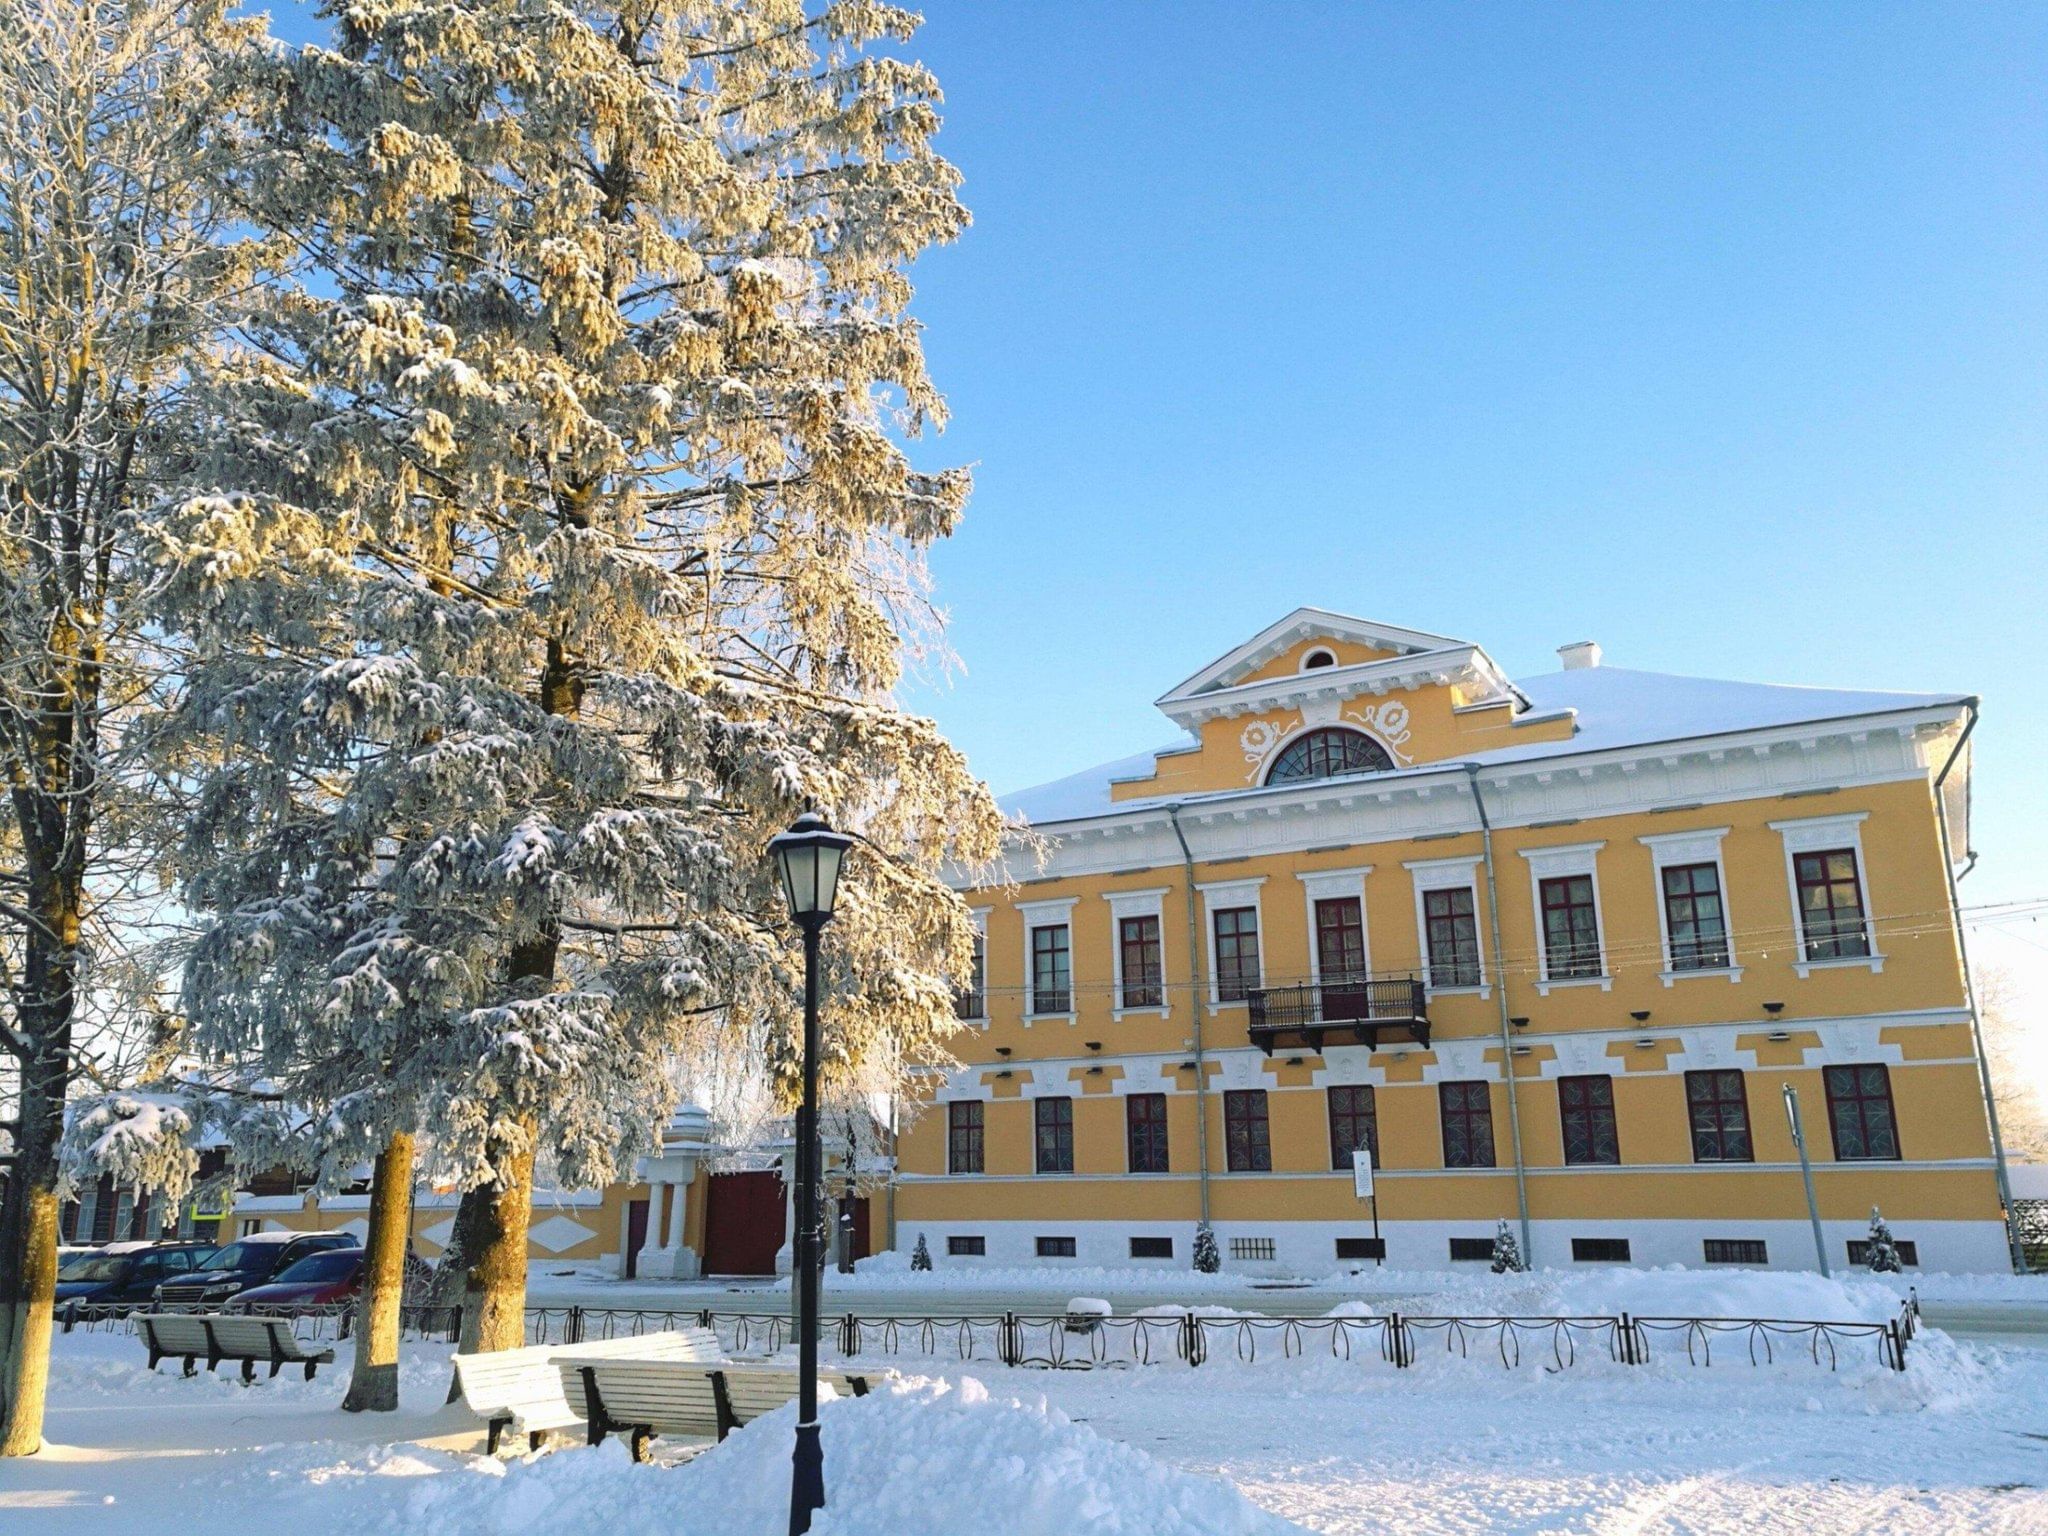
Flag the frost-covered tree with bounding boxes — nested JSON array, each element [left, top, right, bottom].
[[153, 0, 1002, 1367], [1976, 960, 2048, 1163], [1862, 1207, 1903, 1274], [910, 1232, 931, 1272], [1192, 1222, 1220, 1274], [0, 0, 258, 1455], [1489, 1218, 1523, 1274]]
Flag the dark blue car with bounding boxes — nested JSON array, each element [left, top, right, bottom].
[[55, 1242, 217, 1316], [153, 1231, 359, 1308]]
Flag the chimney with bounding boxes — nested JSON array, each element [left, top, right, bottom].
[[1558, 640, 1602, 671]]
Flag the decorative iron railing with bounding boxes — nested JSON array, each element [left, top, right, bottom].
[[1246, 974, 1430, 1051]]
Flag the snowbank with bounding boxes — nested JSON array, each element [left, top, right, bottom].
[[210, 1375, 1306, 1535], [803, 1258, 1928, 1321], [1375, 1265, 1907, 1323], [667, 1377, 1305, 1534]]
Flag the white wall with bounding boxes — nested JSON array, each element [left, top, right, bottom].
[[892, 1217, 2013, 1275]]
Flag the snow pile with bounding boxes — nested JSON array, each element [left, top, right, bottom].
[[1377, 1265, 1906, 1322], [1134, 1304, 1254, 1319], [215, 1375, 1306, 1535], [669, 1377, 1305, 1534]]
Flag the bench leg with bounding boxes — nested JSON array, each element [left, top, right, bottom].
[[528, 1431, 546, 1453], [269, 1359, 284, 1379], [487, 1419, 507, 1456], [629, 1426, 653, 1464], [241, 1358, 256, 1385], [182, 1356, 197, 1378], [303, 1361, 318, 1382]]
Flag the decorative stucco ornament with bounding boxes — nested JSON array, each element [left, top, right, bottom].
[[1240, 718, 1283, 766], [1348, 700, 1414, 764]]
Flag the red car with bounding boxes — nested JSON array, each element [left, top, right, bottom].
[[225, 1248, 365, 1309]]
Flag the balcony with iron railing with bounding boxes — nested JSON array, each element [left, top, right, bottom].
[[1244, 972, 1430, 1055]]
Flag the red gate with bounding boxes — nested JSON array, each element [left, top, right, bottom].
[[700, 1170, 787, 1277]]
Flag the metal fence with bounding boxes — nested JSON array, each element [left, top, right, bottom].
[[62, 1291, 1922, 1374], [517, 1293, 1922, 1373]]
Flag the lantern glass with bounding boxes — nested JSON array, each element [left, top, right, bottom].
[[770, 813, 852, 922]]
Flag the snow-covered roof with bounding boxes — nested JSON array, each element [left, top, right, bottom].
[[999, 665, 1968, 829], [1000, 743, 1196, 826]]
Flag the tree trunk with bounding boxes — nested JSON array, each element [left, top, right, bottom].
[[0, 1071, 63, 1457], [457, 1124, 536, 1357], [433, 1184, 489, 1402], [0, 881, 82, 1457], [341, 1130, 415, 1413]]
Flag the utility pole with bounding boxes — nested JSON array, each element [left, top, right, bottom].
[[1783, 1083, 1831, 1277]]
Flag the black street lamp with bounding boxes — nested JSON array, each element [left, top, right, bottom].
[[769, 810, 853, 1536]]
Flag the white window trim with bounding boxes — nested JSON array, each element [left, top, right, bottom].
[[1637, 828, 1744, 987], [1298, 866, 1373, 987], [1197, 877, 1267, 1009], [1018, 896, 1079, 1023], [1404, 854, 1490, 998], [1519, 841, 1612, 995], [1768, 813, 1885, 978], [958, 907, 991, 1023], [1105, 887, 1171, 1019]]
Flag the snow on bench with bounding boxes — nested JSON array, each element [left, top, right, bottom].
[[557, 1358, 873, 1462], [452, 1328, 719, 1454], [136, 1312, 337, 1382]]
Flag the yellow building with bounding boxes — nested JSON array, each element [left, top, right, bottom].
[[895, 609, 2020, 1275]]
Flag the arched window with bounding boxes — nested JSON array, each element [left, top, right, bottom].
[[1300, 648, 1337, 671], [1265, 728, 1393, 786]]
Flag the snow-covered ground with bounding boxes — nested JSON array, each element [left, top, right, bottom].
[[6, 1269, 2046, 1536]]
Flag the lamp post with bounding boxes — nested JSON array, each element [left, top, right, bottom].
[[769, 811, 854, 1536]]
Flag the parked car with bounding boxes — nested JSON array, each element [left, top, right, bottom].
[[225, 1248, 366, 1310], [54, 1241, 217, 1315], [153, 1230, 358, 1308]]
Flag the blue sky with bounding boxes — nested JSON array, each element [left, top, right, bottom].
[[885, 3, 2047, 914], [266, 4, 2045, 918]]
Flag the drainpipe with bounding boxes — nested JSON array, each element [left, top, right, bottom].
[[1932, 702, 2027, 1272], [1167, 804, 1213, 1228], [1463, 763, 1534, 1266]]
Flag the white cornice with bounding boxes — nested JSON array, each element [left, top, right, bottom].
[[961, 702, 1967, 889]]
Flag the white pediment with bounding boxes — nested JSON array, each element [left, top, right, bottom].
[[1157, 608, 1470, 704]]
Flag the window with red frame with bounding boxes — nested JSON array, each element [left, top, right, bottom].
[[1223, 1089, 1271, 1171]]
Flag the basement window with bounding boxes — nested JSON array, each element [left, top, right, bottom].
[[1571, 1238, 1631, 1263], [1703, 1239, 1767, 1266]]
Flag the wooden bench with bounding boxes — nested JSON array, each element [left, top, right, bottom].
[[559, 1359, 872, 1462], [137, 1312, 337, 1382], [452, 1328, 718, 1454]]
